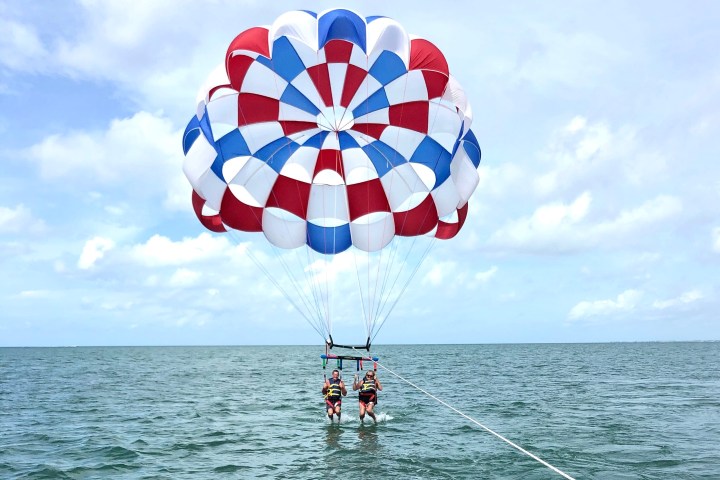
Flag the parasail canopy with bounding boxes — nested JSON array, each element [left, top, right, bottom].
[[182, 9, 481, 346]]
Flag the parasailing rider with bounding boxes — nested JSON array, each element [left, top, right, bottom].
[[322, 369, 347, 422], [353, 370, 382, 423]]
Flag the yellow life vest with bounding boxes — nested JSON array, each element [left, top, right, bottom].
[[325, 378, 342, 398], [361, 377, 376, 393]]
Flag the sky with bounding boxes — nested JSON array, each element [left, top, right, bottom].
[[1, 1, 719, 347]]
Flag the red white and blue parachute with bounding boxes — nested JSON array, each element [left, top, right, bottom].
[[182, 9, 481, 346]]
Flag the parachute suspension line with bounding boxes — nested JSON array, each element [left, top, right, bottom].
[[280, 155, 327, 330], [238, 128, 331, 340], [288, 241, 324, 331], [304, 248, 331, 341], [270, 243, 327, 337], [362, 238, 383, 338], [352, 140, 403, 338], [378, 234, 415, 319], [370, 65, 467, 342], [318, 251, 331, 342], [327, 145, 344, 338], [303, 246, 330, 339], [369, 71, 452, 340], [334, 134, 396, 341], [370, 234, 401, 335], [361, 50, 379, 341], [369, 245, 387, 339], [371, 69, 438, 338], [374, 227, 433, 327], [369, 65, 431, 335], [364, 71, 412, 337], [288, 202, 329, 337], [350, 246, 372, 341], [224, 137, 329, 339], [274, 52, 329, 336], [238, 66, 334, 342], [317, 150, 332, 339], [376, 362, 577, 480], [287, 47, 334, 341], [371, 236, 436, 343], [227, 232, 326, 340]]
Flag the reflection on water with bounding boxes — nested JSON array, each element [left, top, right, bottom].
[[357, 424, 380, 453], [324, 424, 342, 450]]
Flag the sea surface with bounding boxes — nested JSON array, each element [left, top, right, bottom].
[[1, 343, 719, 479]]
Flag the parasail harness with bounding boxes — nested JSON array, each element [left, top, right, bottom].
[[321, 335, 378, 401]]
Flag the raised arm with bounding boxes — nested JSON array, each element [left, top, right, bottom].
[[340, 380, 348, 396], [375, 377, 382, 391]]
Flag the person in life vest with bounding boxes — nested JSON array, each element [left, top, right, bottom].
[[322, 369, 347, 422], [353, 370, 382, 423]]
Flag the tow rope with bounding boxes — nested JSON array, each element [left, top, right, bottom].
[[377, 361, 577, 480]]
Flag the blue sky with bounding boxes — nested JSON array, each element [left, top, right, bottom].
[[1, 1, 719, 347]]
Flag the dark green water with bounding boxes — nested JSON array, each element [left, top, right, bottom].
[[1, 343, 718, 479]]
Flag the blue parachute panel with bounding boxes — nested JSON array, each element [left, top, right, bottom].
[[362, 141, 406, 178], [318, 9, 367, 51], [301, 131, 330, 149], [369, 51, 406, 86], [338, 131, 360, 150], [217, 129, 251, 159], [352, 88, 389, 118], [462, 129, 481, 168], [410, 136, 452, 188], [271, 36, 308, 82], [183, 117, 201, 155], [254, 138, 300, 173], [307, 222, 352, 254], [281, 84, 322, 115]]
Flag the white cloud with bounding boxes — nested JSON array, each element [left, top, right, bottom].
[[0, 19, 47, 71], [535, 117, 664, 197], [26, 111, 185, 195], [45, 1, 264, 118], [467, 115, 678, 256], [474, 266, 498, 284], [78, 236, 116, 269], [305, 251, 364, 286], [566, 116, 587, 133], [593, 195, 682, 236], [99, 300, 135, 311], [713, 227, 720, 253], [480, 21, 628, 93], [129, 233, 234, 267], [421, 262, 497, 290], [104, 205, 125, 216], [538, 191, 591, 226], [487, 193, 682, 253], [485, 192, 591, 251], [513, 27, 628, 90], [569, 289, 642, 320], [422, 261, 455, 287], [169, 268, 201, 287], [0, 204, 46, 234], [17, 290, 52, 299], [476, 163, 527, 200], [653, 290, 703, 310], [55, 1, 213, 76], [164, 172, 193, 211]]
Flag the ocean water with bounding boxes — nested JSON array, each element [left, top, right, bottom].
[[1, 343, 719, 479]]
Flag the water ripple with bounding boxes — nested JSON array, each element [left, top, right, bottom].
[[1, 343, 719, 479]]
